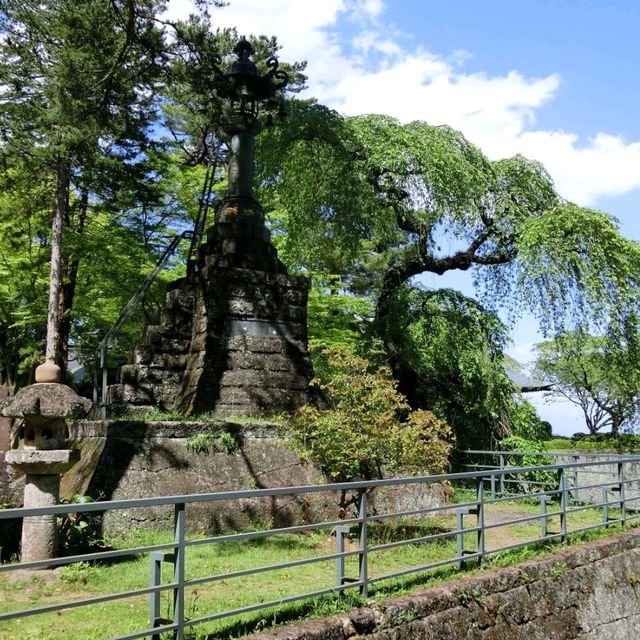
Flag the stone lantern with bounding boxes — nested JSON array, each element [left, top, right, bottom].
[[3, 366, 91, 563]]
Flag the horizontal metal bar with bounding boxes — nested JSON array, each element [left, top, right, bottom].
[[367, 500, 478, 523], [570, 480, 620, 492], [482, 512, 555, 531], [566, 500, 612, 514], [465, 450, 635, 459], [0, 580, 179, 622], [184, 517, 361, 548], [483, 534, 562, 558], [184, 582, 364, 628], [113, 622, 181, 640], [368, 552, 483, 585], [185, 548, 362, 588], [368, 525, 478, 554], [0, 541, 177, 574], [5, 456, 640, 520]]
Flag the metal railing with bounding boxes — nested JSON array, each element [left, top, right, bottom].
[[2, 457, 640, 639], [93, 230, 193, 418], [462, 449, 636, 501]]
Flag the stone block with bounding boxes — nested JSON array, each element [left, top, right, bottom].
[[133, 345, 152, 365], [122, 384, 154, 405], [153, 383, 182, 409], [159, 338, 190, 354], [6, 448, 80, 474], [150, 354, 187, 371], [120, 364, 140, 384]]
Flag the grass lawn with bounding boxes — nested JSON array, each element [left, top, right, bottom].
[[0, 492, 633, 640]]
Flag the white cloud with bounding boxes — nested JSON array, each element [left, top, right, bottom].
[[167, 0, 640, 207]]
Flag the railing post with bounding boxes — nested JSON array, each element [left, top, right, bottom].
[[499, 456, 505, 495], [334, 525, 349, 590], [540, 494, 549, 538], [476, 478, 485, 563], [559, 468, 568, 544], [618, 462, 626, 528], [490, 473, 496, 500], [603, 488, 610, 527], [358, 491, 368, 597], [149, 551, 176, 640], [174, 502, 186, 640], [572, 454, 580, 503], [456, 508, 465, 570]]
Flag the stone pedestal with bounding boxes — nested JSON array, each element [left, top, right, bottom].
[[2, 382, 90, 563], [111, 216, 314, 417], [5, 450, 79, 561]]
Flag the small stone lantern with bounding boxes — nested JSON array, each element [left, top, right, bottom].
[[3, 365, 91, 563]]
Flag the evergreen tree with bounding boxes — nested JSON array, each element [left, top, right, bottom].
[[0, 0, 168, 372]]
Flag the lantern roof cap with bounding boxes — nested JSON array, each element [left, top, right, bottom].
[[2, 383, 92, 419]]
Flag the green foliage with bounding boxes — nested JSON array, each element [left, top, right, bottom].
[[515, 205, 640, 332], [499, 437, 557, 492], [542, 438, 575, 451], [186, 429, 242, 454], [508, 397, 548, 441], [383, 286, 518, 447], [288, 349, 454, 482], [543, 434, 640, 452], [534, 322, 640, 435], [258, 106, 640, 442], [57, 495, 105, 554], [59, 562, 99, 585], [306, 277, 374, 354]]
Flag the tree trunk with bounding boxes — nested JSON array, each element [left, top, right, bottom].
[[59, 188, 89, 372], [45, 159, 69, 370]]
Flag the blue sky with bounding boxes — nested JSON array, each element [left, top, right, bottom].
[[169, 0, 640, 435]]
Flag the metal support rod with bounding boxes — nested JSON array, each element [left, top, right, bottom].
[[618, 462, 626, 528], [476, 479, 485, 563], [490, 473, 496, 500], [540, 495, 549, 538], [149, 551, 175, 640], [100, 346, 107, 421], [603, 488, 610, 527], [455, 508, 470, 570], [572, 455, 580, 503], [335, 525, 349, 589], [358, 491, 368, 597], [559, 469, 568, 544], [173, 503, 186, 640], [499, 455, 505, 495]]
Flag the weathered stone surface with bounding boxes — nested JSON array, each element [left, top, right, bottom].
[[2, 383, 92, 419], [0, 420, 449, 535], [5, 448, 80, 475], [245, 530, 640, 640], [20, 473, 60, 562], [110, 214, 314, 417], [34, 361, 61, 383]]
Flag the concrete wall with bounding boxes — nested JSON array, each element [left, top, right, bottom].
[[555, 452, 640, 509], [249, 530, 640, 640], [2, 420, 450, 535]]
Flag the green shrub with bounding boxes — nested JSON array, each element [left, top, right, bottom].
[[500, 436, 557, 492], [543, 438, 574, 450], [288, 349, 454, 484], [58, 495, 105, 554]]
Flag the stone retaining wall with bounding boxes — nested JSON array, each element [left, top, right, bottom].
[[248, 530, 640, 640], [2, 420, 450, 535], [555, 452, 640, 509]]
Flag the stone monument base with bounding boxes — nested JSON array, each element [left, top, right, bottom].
[[109, 218, 313, 417]]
